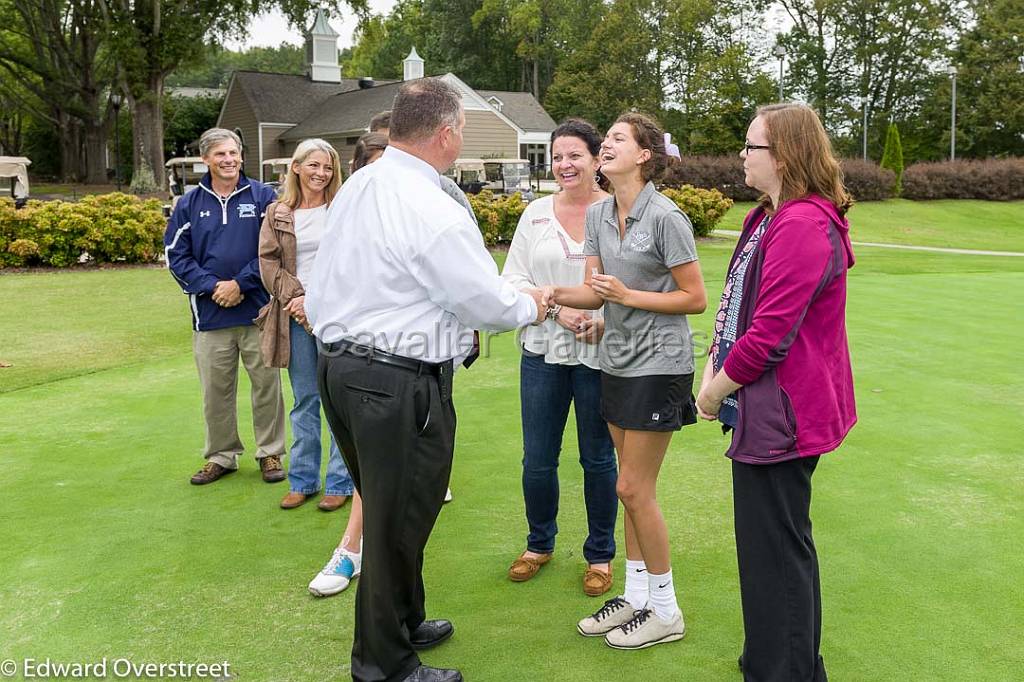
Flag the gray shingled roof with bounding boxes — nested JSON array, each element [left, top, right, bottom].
[[232, 71, 366, 124], [279, 81, 405, 140], [477, 90, 556, 132]]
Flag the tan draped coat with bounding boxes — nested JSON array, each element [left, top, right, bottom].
[[256, 201, 305, 368]]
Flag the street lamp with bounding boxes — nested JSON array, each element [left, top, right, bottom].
[[947, 65, 957, 161], [774, 44, 787, 101], [861, 96, 869, 161], [110, 92, 123, 191]]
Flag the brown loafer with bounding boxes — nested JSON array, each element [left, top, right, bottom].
[[507, 551, 552, 582], [583, 564, 613, 597], [259, 455, 286, 483], [280, 491, 308, 509], [317, 495, 349, 511], [190, 461, 236, 485]]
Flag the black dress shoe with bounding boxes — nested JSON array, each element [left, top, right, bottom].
[[409, 619, 454, 650], [403, 665, 462, 682]]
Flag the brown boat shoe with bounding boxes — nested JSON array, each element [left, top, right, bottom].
[[583, 564, 614, 597], [507, 551, 552, 582], [280, 491, 309, 509], [317, 495, 350, 511], [259, 455, 286, 483]]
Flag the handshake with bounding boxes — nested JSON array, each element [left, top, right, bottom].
[[525, 286, 558, 325]]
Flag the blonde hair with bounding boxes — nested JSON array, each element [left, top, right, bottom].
[[756, 103, 852, 215], [279, 138, 342, 210]]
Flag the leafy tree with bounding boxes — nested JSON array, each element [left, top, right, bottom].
[[95, 0, 364, 192], [167, 44, 307, 88], [0, 0, 114, 182], [163, 92, 225, 157]]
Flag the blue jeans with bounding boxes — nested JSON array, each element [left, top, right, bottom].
[[520, 352, 617, 563], [287, 320, 354, 496]]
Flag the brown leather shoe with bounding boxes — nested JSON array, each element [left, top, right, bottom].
[[317, 495, 349, 511], [259, 455, 286, 483], [190, 461, 236, 485], [507, 551, 552, 582], [280, 491, 308, 509], [583, 564, 613, 597]]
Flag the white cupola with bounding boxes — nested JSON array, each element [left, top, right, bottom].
[[403, 47, 424, 81], [306, 8, 340, 83]]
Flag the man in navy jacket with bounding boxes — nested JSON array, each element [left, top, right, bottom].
[[164, 128, 286, 485]]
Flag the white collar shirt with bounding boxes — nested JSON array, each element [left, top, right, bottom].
[[305, 145, 538, 364]]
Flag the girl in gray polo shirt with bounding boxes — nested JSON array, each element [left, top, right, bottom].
[[542, 112, 707, 650]]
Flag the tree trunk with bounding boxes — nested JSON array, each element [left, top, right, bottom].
[[57, 111, 82, 183], [128, 77, 165, 193], [82, 118, 108, 184]]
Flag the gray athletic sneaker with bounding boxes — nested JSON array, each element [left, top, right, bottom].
[[577, 596, 639, 637], [605, 608, 685, 650]]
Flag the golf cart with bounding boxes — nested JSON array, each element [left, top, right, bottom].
[[444, 159, 487, 194], [0, 156, 31, 208], [483, 158, 532, 195], [261, 158, 291, 193], [165, 156, 208, 209]]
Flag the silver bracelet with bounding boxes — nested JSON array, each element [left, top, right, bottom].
[[546, 304, 562, 321]]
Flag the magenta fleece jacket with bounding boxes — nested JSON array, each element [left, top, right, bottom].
[[723, 195, 857, 463]]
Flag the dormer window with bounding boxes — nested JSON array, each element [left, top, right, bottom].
[[487, 96, 504, 112]]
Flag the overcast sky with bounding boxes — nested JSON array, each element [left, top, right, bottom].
[[224, 2, 398, 51]]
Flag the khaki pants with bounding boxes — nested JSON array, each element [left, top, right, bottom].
[[193, 325, 285, 468]]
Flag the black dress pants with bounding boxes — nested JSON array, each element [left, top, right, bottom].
[[733, 456, 827, 682], [318, 351, 456, 682]]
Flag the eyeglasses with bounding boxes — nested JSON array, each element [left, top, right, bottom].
[[743, 143, 772, 153]]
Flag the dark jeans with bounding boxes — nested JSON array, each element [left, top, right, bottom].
[[318, 351, 455, 682], [733, 456, 827, 682], [520, 353, 617, 563]]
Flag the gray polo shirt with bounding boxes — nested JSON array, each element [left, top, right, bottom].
[[583, 181, 699, 377]]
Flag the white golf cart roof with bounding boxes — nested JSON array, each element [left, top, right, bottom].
[[0, 156, 31, 199]]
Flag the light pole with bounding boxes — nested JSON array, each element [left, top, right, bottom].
[[774, 44, 787, 101], [947, 65, 957, 161], [110, 92, 123, 191], [861, 96, 869, 161]]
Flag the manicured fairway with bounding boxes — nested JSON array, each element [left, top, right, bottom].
[[719, 199, 1024, 253], [1, 221, 1022, 680]]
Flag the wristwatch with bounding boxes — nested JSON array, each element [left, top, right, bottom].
[[546, 304, 562, 321]]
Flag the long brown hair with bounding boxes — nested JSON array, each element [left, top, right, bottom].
[[352, 132, 389, 172], [614, 112, 667, 183], [279, 138, 342, 210], [756, 103, 852, 215]]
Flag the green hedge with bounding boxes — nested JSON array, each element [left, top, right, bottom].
[[469, 186, 732, 246], [0, 193, 166, 268]]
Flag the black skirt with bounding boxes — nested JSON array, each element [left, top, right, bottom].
[[600, 372, 698, 432]]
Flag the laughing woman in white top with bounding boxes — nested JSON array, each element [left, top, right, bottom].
[[501, 119, 619, 597], [257, 138, 355, 512]]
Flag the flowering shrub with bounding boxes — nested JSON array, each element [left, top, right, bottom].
[[660, 185, 734, 238], [0, 193, 166, 268], [468, 190, 527, 246]]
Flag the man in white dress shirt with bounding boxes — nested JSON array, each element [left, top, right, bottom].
[[306, 78, 545, 682]]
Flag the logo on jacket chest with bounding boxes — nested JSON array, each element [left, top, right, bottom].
[[237, 203, 257, 219], [199, 210, 211, 218]]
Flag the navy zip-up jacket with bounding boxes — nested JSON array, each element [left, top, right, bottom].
[[164, 172, 278, 331]]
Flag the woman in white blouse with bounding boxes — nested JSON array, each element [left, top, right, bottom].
[[257, 138, 354, 512], [501, 119, 618, 597]]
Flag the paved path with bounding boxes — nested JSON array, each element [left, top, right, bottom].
[[713, 230, 1024, 257]]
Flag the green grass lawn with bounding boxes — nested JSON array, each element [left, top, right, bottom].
[[719, 199, 1024, 253], [2, 230, 1023, 680]]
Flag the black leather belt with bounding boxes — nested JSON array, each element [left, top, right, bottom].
[[319, 339, 448, 378]]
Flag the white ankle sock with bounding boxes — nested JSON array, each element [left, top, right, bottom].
[[623, 559, 649, 610], [648, 569, 680, 621]]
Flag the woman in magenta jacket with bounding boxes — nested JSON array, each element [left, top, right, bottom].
[[696, 103, 857, 682]]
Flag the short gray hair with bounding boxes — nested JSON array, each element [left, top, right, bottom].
[[389, 78, 462, 143], [199, 128, 242, 157]]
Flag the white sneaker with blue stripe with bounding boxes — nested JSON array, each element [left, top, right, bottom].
[[309, 546, 361, 597]]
